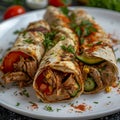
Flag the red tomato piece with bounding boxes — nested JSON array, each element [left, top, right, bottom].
[[49, 0, 72, 7], [3, 5, 26, 20], [2, 51, 29, 73]]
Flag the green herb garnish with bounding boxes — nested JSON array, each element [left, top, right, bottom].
[[0, 58, 2, 62], [16, 102, 20, 106], [43, 31, 56, 50], [60, 7, 69, 16], [44, 105, 54, 112], [117, 58, 120, 63], [20, 89, 30, 98], [75, 26, 81, 36], [93, 102, 99, 104], [23, 39, 33, 44], [56, 108, 61, 112], [80, 38, 85, 45], [13, 28, 25, 35], [61, 45, 75, 54], [60, 36, 66, 40], [71, 20, 97, 37], [96, 41, 102, 45]]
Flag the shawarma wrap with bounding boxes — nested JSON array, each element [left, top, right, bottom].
[[33, 25, 84, 102], [0, 20, 50, 87], [44, 6, 118, 94]]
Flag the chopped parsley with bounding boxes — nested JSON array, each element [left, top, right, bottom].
[[19, 89, 30, 98], [117, 58, 120, 63], [80, 38, 85, 45], [56, 108, 61, 112], [71, 20, 97, 38], [13, 28, 25, 35], [93, 102, 99, 104], [0, 58, 2, 62], [96, 41, 102, 45], [60, 7, 69, 16], [61, 45, 75, 54], [75, 26, 82, 36], [60, 36, 66, 40], [43, 31, 56, 50], [16, 102, 20, 106], [44, 105, 54, 112], [23, 39, 33, 44]]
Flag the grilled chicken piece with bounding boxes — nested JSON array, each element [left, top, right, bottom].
[[83, 66, 103, 94], [2, 71, 30, 86], [37, 69, 80, 102], [99, 62, 117, 86], [14, 57, 37, 78]]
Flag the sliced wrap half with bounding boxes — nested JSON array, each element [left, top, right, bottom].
[[44, 6, 118, 94], [0, 20, 50, 87], [33, 25, 84, 102]]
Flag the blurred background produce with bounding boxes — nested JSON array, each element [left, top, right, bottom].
[[0, 0, 120, 21], [78, 0, 120, 12]]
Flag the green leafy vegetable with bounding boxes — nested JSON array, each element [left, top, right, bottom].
[[88, 0, 120, 12]]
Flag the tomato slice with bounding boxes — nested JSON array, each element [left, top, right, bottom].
[[49, 0, 72, 7], [36, 71, 53, 95], [3, 5, 26, 20], [2, 51, 29, 73]]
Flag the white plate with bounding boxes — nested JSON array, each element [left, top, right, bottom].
[[0, 7, 120, 120]]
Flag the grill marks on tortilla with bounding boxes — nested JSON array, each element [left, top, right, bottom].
[[27, 26, 50, 34]]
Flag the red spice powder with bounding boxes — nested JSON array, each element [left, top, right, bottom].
[[108, 33, 119, 46], [71, 103, 86, 111], [117, 89, 120, 94], [112, 82, 118, 88], [31, 103, 39, 109]]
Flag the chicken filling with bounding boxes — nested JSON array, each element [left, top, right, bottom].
[[83, 62, 117, 92], [36, 68, 80, 99], [2, 56, 37, 87]]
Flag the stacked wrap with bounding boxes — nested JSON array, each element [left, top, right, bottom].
[[44, 6, 118, 94], [33, 25, 84, 102], [1, 20, 50, 87]]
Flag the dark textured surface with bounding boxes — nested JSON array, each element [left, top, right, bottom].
[[0, 105, 120, 120], [0, 0, 120, 120]]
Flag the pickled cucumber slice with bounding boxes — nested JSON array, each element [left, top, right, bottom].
[[76, 54, 103, 64], [84, 77, 96, 92]]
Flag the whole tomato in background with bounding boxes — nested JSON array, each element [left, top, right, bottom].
[[49, 0, 72, 7], [3, 5, 26, 20]]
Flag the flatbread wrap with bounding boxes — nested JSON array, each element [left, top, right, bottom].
[[0, 20, 50, 87], [33, 25, 84, 102], [44, 6, 118, 94]]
